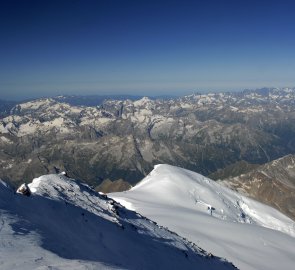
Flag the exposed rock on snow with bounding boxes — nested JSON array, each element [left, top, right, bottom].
[[16, 183, 31, 196]]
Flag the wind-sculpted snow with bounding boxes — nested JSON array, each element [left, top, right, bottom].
[[0, 174, 236, 270], [111, 164, 295, 270]]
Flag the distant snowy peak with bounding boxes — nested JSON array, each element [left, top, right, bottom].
[[2, 87, 295, 138], [0, 175, 236, 270], [12, 98, 84, 115], [0, 98, 116, 137], [11, 98, 60, 115], [117, 164, 295, 238], [133, 96, 152, 106]]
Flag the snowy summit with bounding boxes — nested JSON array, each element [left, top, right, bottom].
[[0, 174, 235, 270], [111, 164, 295, 270]]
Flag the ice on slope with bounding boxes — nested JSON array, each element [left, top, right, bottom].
[[0, 175, 236, 270], [110, 164, 295, 270]]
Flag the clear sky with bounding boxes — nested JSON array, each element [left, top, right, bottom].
[[0, 0, 295, 100]]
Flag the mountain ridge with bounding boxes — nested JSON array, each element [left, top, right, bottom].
[[1, 87, 295, 190], [0, 173, 236, 270]]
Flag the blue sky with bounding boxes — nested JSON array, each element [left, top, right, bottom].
[[0, 0, 295, 100]]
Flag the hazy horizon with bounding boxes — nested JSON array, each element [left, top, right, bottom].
[[1, 0, 295, 100], [2, 85, 294, 102]]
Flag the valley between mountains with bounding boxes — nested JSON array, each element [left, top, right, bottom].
[[1, 88, 295, 190]]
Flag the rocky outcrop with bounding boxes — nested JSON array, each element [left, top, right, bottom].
[[96, 179, 132, 193], [220, 155, 295, 220]]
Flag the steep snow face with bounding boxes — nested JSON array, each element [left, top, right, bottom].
[[110, 165, 295, 270], [0, 175, 236, 270]]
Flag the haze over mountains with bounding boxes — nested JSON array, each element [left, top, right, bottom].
[[1, 87, 295, 190], [1, 87, 295, 218]]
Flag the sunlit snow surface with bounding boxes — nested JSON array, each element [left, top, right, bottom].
[[110, 164, 295, 270], [0, 175, 236, 270]]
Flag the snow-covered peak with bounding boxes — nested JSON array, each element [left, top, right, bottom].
[[133, 96, 152, 107], [0, 175, 236, 270], [131, 164, 295, 236], [15, 98, 83, 115], [11, 99, 63, 116], [111, 164, 295, 270], [18, 98, 54, 111]]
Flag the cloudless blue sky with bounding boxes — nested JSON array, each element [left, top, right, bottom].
[[1, 0, 295, 100]]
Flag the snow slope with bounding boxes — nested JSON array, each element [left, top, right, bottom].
[[110, 164, 295, 270], [0, 176, 236, 270]]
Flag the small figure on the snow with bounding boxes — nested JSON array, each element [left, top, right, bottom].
[[195, 199, 215, 216], [207, 206, 212, 216], [207, 206, 215, 216]]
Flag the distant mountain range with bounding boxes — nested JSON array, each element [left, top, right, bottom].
[[1, 87, 295, 191], [53, 94, 145, 106]]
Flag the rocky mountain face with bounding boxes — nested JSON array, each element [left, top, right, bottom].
[[209, 160, 260, 180], [96, 179, 132, 193], [220, 154, 295, 220], [1, 87, 295, 190]]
